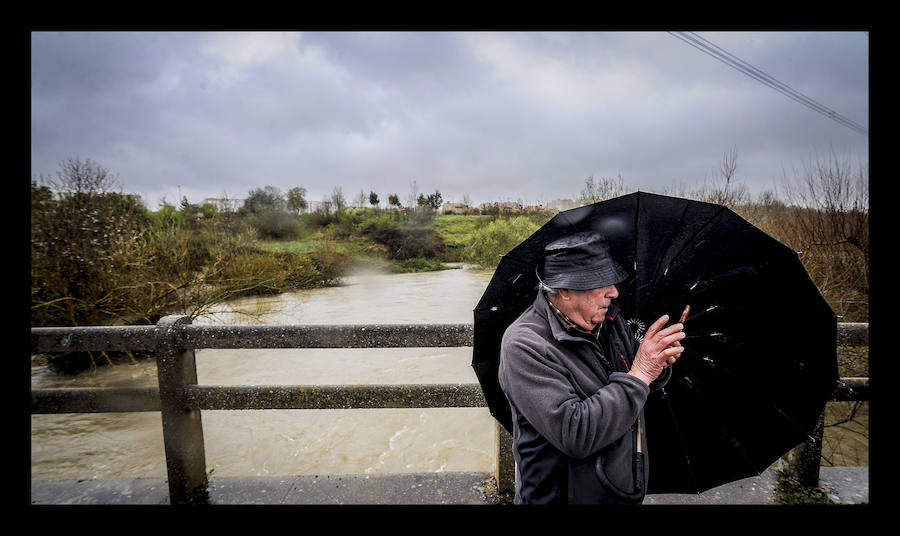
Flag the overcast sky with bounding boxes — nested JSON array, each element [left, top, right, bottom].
[[30, 31, 869, 209]]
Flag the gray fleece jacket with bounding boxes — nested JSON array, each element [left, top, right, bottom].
[[498, 291, 670, 504]]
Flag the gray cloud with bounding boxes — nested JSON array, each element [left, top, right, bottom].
[[31, 31, 868, 208]]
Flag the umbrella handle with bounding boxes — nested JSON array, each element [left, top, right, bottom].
[[636, 414, 643, 453]]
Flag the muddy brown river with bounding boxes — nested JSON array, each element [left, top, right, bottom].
[[31, 264, 498, 480]]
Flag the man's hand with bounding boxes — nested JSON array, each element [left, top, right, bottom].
[[628, 314, 685, 386]]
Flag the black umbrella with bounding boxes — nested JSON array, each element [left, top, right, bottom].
[[472, 191, 838, 494]]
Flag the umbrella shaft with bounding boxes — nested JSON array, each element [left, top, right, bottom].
[[636, 414, 643, 453]]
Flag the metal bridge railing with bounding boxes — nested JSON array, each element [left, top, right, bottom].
[[31, 316, 867, 504]]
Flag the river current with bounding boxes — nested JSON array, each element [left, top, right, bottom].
[[31, 264, 499, 480]]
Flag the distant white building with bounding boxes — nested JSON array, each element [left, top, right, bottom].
[[203, 197, 244, 213], [545, 198, 579, 212]]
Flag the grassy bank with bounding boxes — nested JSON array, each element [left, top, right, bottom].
[[255, 230, 456, 274], [431, 214, 489, 261]]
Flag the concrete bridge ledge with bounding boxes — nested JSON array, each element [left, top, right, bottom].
[[30, 472, 499, 506], [30, 467, 868, 506]]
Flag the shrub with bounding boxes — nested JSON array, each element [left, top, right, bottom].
[[300, 210, 334, 229], [307, 243, 353, 286], [219, 251, 289, 295], [246, 210, 304, 240], [358, 211, 400, 236], [464, 216, 540, 268], [373, 226, 444, 261], [31, 182, 151, 327], [391, 257, 452, 273]]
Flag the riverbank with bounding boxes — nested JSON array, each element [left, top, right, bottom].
[[254, 213, 496, 274]]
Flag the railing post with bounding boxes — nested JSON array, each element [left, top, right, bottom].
[[156, 315, 208, 504], [784, 404, 826, 487], [495, 422, 515, 495]]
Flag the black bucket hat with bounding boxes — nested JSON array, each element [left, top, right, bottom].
[[540, 231, 629, 290]]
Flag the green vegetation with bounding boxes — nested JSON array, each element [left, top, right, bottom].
[[774, 471, 836, 505], [462, 216, 543, 268], [32, 149, 868, 377], [31, 164, 352, 331], [432, 213, 488, 261], [30, 159, 496, 337]]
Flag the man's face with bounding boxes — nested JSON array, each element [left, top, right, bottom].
[[558, 285, 619, 331]]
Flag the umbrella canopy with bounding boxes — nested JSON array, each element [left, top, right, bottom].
[[472, 191, 838, 494]]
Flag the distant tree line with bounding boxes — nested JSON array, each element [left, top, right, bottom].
[[31, 147, 867, 370]]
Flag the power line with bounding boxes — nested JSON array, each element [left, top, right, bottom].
[[669, 31, 868, 137]]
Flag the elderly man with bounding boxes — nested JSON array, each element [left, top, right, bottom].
[[498, 231, 685, 504]]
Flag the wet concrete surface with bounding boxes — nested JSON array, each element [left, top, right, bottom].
[[30, 467, 867, 506]]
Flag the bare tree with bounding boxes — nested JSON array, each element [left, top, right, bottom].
[[578, 174, 627, 205], [355, 189, 367, 209], [41, 156, 121, 196], [330, 186, 346, 214], [407, 180, 420, 211], [719, 144, 738, 192], [781, 149, 869, 319], [699, 146, 749, 207]]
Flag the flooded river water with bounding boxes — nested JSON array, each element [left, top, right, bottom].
[[31, 264, 499, 480]]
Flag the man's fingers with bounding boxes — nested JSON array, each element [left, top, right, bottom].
[[656, 322, 685, 339], [646, 315, 669, 337], [660, 331, 686, 347], [662, 345, 685, 358]]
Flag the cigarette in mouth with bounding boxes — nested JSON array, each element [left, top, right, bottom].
[[679, 305, 690, 324]]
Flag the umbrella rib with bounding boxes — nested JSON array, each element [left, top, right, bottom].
[[557, 207, 583, 235], [653, 201, 691, 282], [659, 387, 702, 495], [669, 358, 773, 489], [682, 346, 819, 443], [632, 193, 642, 315], [496, 252, 535, 269], [643, 201, 692, 314], [645, 204, 727, 312]]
